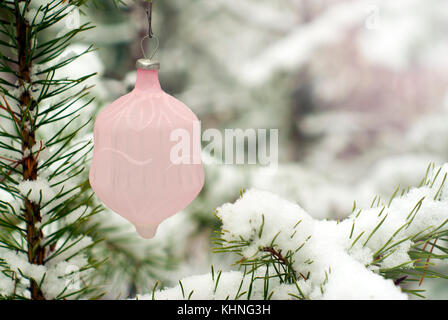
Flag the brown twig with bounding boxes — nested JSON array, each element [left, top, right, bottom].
[[419, 239, 438, 286], [23, 141, 44, 178], [262, 246, 307, 281], [1, 94, 20, 127], [0, 155, 18, 163], [0, 161, 21, 184], [13, 272, 17, 296], [262, 246, 287, 265]]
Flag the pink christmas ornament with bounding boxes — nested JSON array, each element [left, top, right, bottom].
[[89, 58, 204, 239]]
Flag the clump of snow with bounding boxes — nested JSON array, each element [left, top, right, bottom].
[[53, 44, 104, 85], [23, 141, 48, 159], [0, 272, 14, 297], [146, 164, 448, 300], [151, 271, 245, 300], [17, 177, 56, 204], [139, 268, 311, 300], [50, 236, 93, 264], [381, 240, 413, 270], [0, 234, 93, 298], [0, 249, 46, 284], [42, 259, 90, 300]]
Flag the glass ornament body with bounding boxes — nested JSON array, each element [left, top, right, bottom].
[[89, 68, 204, 239]]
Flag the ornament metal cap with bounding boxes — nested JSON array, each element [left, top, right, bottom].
[[136, 58, 160, 70]]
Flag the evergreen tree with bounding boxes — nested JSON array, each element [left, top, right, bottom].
[[0, 0, 109, 300]]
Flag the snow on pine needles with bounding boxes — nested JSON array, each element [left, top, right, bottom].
[[141, 163, 448, 300], [0, 1, 103, 300]]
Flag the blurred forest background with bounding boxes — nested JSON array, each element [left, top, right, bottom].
[[36, 0, 448, 298]]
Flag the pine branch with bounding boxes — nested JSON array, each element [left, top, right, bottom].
[[13, 0, 45, 300], [0, 0, 104, 299], [156, 165, 448, 300]]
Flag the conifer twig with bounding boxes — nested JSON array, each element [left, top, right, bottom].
[[419, 239, 438, 286], [15, 1, 45, 300]]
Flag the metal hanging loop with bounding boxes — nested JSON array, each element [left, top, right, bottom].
[[137, 1, 160, 70], [140, 34, 159, 61]]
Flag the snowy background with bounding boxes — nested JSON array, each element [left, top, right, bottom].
[[54, 0, 448, 298]]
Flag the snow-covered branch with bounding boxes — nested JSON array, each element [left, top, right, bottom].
[[141, 163, 448, 300]]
